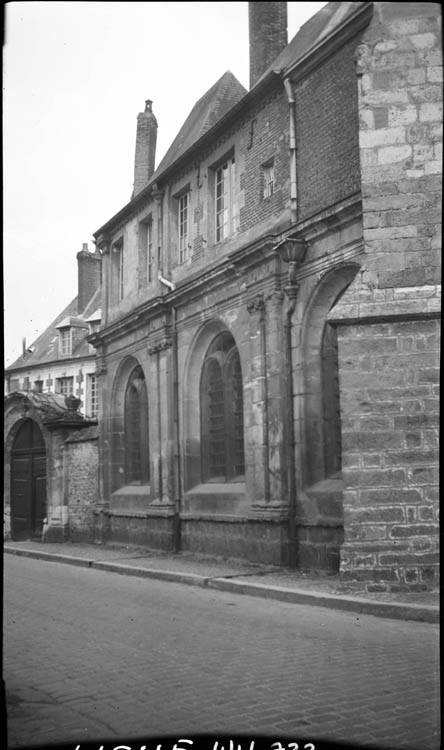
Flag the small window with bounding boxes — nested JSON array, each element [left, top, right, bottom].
[[59, 328, 72, 356], [214, 155, 236, 243], [262, 162, 275, 199], [56, 376, 74, 397], [34, 380, 43, 393], [179, 193, 189, 264]]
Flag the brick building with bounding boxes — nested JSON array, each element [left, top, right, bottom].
[[4, 244, 102, 542], [89, 1, 441, 589]]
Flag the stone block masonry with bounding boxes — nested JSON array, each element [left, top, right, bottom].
[[338, 317, 440, 588], [330, 2, 442, 590]]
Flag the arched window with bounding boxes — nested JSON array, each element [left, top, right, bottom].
[[200, 332, 244, 482], [124, 366, 149, 484]]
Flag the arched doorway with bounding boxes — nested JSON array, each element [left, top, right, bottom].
[[11, 419, 47, 540]]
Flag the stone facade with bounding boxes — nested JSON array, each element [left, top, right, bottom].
[[331, 1, 441, 589], [89, 2, 440, 588], [4, 392, 98, 542]]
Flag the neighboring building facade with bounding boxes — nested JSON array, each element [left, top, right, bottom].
[[5, 244, 102, 419], [91, 2, 438, 588], [4, 245, 102, 542]]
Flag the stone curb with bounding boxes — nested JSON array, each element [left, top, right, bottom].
[[5, 546, 439, 624]]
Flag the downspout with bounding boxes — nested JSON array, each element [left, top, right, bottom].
[[158, 273, 176, 291], [284, 285, 298, 568], [283, 77, 298, 225], [171, 305, 181, 553]]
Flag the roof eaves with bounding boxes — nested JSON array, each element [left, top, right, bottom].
[[281, 1, 373, 79]]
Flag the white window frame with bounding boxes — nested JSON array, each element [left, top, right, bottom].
[[56, 376, 74, 397], [147, 221, 154, 281], [215, 155, 236, 243], [59, 328, 72, 357], [263, 162, 275, 199], [87, 373, 99, 417], [178, 193, 189, 264]]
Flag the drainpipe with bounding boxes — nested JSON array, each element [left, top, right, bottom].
[[283, 77, 298, 225], [158, 273, 176, 292], [171, 305, 181, 553]]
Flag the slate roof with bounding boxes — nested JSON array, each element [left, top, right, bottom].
[[6, 286, 101, 372], [153, 3, 366, 177], [255, 1, 366, 81], [153, 70, 248, 179]]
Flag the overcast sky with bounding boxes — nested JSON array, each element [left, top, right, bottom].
[[4, 1, 326, 367]]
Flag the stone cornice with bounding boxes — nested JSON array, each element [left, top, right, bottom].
[[329, 285, 441, 325]]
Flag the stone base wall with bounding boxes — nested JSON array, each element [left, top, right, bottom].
[[107, 513, 175, 551], [298, 526, 344, 572], [180, 517, 290, 566]]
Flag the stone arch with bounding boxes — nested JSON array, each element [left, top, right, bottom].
[[3, 392, 65, 539], [182, 319, 245, 491], [302, 263, 360, 488], [109, 355, 149, 492]]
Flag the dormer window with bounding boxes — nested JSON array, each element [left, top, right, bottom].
[[59, 328, 72, 357]]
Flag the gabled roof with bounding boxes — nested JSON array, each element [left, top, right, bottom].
[[255, 1, 366, 82], [6, 289, 101, 372], [153, 71, 248, 178], [95, 3, 370, 238]]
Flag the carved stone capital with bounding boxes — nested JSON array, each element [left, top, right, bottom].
[[148, 337, 172, 355], [247, 294, 265, 315]]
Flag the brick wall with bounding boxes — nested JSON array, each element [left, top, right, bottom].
[[295, 35, 362, 220], [239, 92, 290, 232]]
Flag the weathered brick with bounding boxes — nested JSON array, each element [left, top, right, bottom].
[[360, 488, 422, 505], [342, 432, 404, 452], [390, 524, 439, 538], [346, 507, 405, 524]]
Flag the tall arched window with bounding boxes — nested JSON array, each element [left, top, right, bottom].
[[200, 332, 244, 482], [124, 366, 149, 484]]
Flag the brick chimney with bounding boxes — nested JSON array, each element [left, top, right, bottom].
[[77, 243, 102, 314], [132, 99, 158, 198], [249, 2, 288, 89]]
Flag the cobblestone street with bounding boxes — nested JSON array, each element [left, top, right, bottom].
[[4, 554, 440, 749]]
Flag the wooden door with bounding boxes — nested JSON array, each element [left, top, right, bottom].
[[11, 420, 47, 540]]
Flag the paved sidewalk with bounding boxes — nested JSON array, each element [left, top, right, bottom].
[[4, 539, 439, 623]]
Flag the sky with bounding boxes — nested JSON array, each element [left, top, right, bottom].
[[3, 1, 326, 367]]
